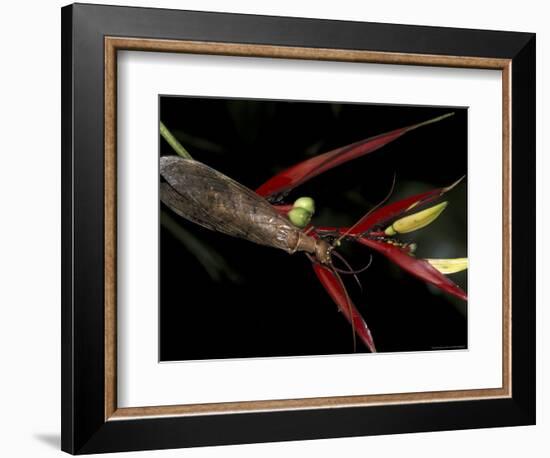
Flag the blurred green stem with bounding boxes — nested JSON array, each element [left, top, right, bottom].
[[160, 121, 193, 159], [161, 211, 241, 283]]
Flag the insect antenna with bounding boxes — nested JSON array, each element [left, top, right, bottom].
[[332, 251, 373, 275], [331, 267, 357, 352], [333, 172, 397, 246], [331, 251, 373, 294], [321, 173, 396, 351], [306, 253, 357, 351]]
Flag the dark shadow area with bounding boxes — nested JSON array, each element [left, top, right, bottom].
[[33, 433, 60, 449]]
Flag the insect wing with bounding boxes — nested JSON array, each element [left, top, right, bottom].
[[160, 156, 298, 253]]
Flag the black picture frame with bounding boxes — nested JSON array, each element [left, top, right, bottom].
[[61, 3, 535, 454]]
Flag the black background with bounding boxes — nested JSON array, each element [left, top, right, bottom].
[[159, 97, 467, 361]]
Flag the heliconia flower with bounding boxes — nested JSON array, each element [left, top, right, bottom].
[[315, 187, 468, 302], [254, 112, 466, 352]]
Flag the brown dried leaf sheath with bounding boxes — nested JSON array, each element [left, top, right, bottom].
[[160, 157, 317, 256]]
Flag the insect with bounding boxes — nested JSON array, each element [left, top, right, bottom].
[[160, 156, 333, 265], [159, 112, 467, 353], [161, 155, 373, 349]]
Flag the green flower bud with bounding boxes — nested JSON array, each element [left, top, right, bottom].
[[288, 207, 312, 228], [293, 196, 315, 214]]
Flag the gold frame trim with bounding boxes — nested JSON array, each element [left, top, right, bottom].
[[104, 37, 512, 421]]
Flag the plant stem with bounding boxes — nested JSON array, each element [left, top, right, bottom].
[[160, 121, 193, 159], [161, 211, 241, 283]]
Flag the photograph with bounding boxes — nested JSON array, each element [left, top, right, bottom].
[[159, 97, 468, 361]]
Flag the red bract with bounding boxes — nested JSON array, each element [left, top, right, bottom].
[[314, 180, 468, 302], [312, 263, 376, 352], [315, 224, 467, 301], [356, 238, 467, 301], [348, 178, 463, 235], [256, 113, 454, 198]]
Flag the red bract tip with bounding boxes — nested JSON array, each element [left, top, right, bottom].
[[312, 263, 377, 352], [348, 177, 464, 235], [255, 113, 455, 198], [357, 237, 467, 301]]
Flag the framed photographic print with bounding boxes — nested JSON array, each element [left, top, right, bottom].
[[61, 3, 536, 454]]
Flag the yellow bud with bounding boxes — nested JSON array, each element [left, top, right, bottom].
[[426, 258, 468, 274], [293, 196, 315, 214], [384, 225, 397, 236], [288, 207, 312, 228], [385, 201, 448, 235]]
